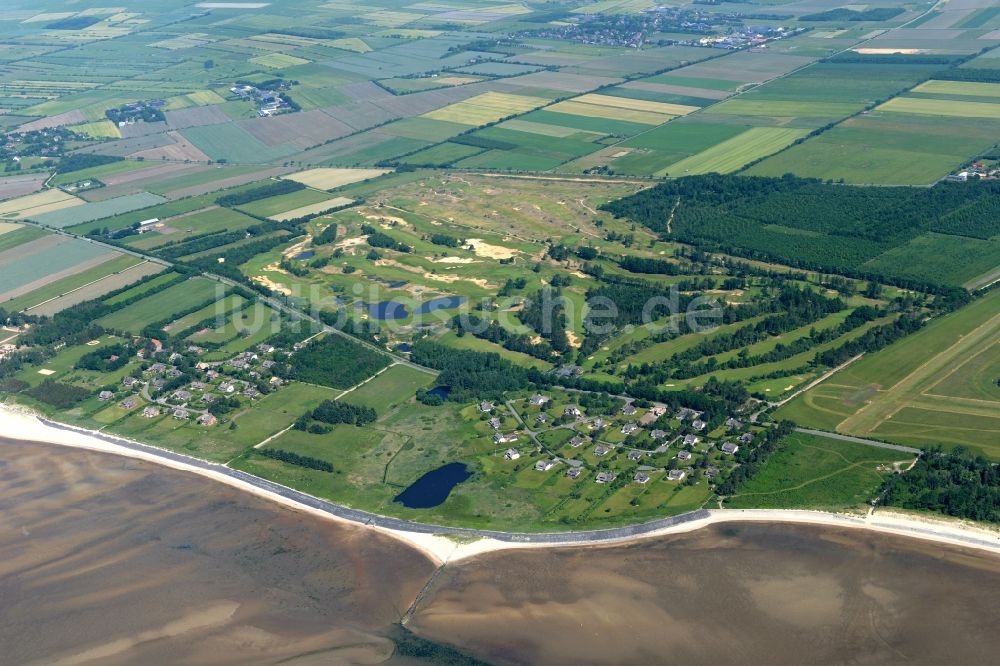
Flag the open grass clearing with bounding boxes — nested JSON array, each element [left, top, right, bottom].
[[725, 432, 900, 511]]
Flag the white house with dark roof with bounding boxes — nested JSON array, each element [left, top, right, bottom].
[[504, 448, 520, 460], [534, 459, 558, 472], [634, 472, 651, 484], [667, 469, 686, 481], [721, 442, 740, 455]]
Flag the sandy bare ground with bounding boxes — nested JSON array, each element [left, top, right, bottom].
[[2, 404, 998, 567]]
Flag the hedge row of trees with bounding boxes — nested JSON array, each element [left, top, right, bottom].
[[257, 448, 333, 472], [216, 180, 304, 207]]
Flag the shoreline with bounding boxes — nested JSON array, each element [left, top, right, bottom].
[[2, 403, 999, 565]]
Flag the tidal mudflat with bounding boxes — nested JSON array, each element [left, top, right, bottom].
[[4, 437, 1000, 665]]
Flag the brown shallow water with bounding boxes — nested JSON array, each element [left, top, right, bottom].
[[3, 438, 1000, 665]]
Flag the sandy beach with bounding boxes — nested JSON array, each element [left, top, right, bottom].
[[2, 403, 999, 565]]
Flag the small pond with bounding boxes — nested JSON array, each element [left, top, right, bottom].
[[294, 250, 315, 260], [396, 343, 413, 353], [393, 462, 471, 509], [368, 300, 409, 320], [426, 385, 450, 400], [415, 296, 467, 315]]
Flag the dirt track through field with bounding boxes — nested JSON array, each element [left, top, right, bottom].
[[837, 309, 1000, 435]]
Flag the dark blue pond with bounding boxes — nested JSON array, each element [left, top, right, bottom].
[[416, 295, 467, 315], [368, 300, 409, 320], [426, 385, 450, 400], [396, 343, 413, 352], [393, 462, 471, 509], [294, 250, 315, 260]]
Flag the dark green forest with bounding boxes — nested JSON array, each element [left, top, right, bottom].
[[601, 174, 1000, 288]]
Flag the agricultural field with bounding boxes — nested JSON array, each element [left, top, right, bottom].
[[95, 277, 221, 333], [423, 92, 552, 126], [777, 290, 1000, 459], [0, 234, 121, 302], [4, 255, 154, 314], [282, 168, 391, 190]]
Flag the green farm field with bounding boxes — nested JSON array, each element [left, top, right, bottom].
[[3, 254, 143, 313], [777, 290, 1000, 458], [96, 278, 221, 333], [658, 127, 808, 176]]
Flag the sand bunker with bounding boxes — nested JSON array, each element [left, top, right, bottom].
[[422, 272, 495, 289], [432, 256, 477, 264], [466, 238, 518, 260]]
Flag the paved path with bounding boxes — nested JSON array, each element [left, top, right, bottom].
[[793, 427, 921, 455], [38, 416, 710, 544]]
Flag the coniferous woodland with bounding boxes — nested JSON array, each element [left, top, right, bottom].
[[283, 335, 390, 389], [881, 447, 1000, 523], [601, 173, 998, 290], [296, 400, 377, 432]]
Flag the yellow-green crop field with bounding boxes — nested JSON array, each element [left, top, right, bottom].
[[283, 168, 391, 190], [249, 53, 310, 69], [658, 127, 809, 176], [69, 120, 121, 139], [878, 96, 1000, 119], [910, 80, 1000, 98], [424, 92, 549, 126]]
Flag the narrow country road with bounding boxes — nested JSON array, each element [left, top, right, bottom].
[[793, 427, 920, 455]]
